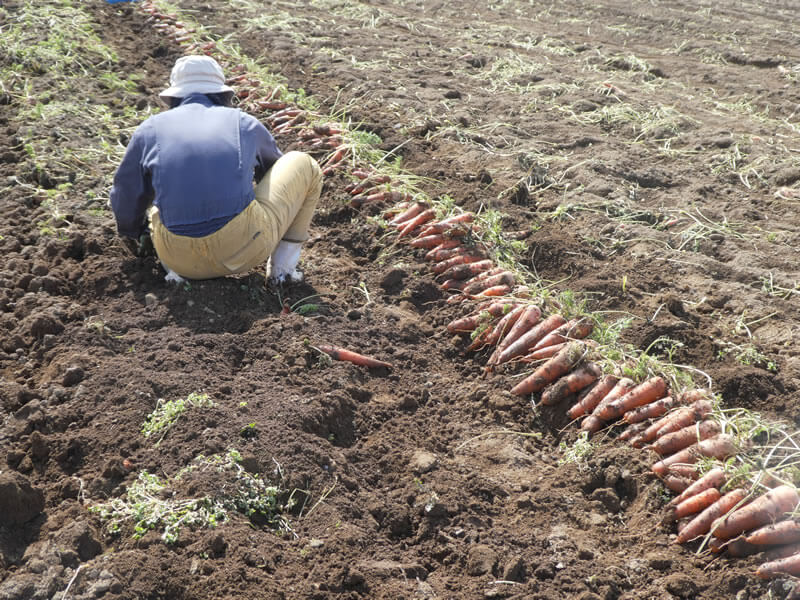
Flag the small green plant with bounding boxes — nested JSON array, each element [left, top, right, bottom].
[[240, 422, 259, 439], [141, 392, 214, 445], [558, 432, 594, 471], [89, 449, 287, 544]]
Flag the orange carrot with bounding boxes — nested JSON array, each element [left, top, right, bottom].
[[432, 253, 484, 274], [316, 345, 392, 369], [439, 259, 495, 281], [757, 552, 800, 579], [594, 376, 668, 422], [530, 317, 594, 352], [474, 304, 525, 351], [581, 378, 638, 435], [662, 474, 692, 494], [470, 284, 512, 299], [445, 301, 514, 333], [651, 434, 738, 477], [713, 485, 800, 540], [674, 488, 749, 544], [462, 271, 515, 296], [745, 520, 800, 546], [667, 467, 726, 509], [523, 342, 567, 362], [646, 420, 722, 457], [622, 395, 677, 425], [568, 375, 620, 420], [669, 487, 722, 521], [618, 420, 652, 442], [540, 362, 603, 406], [410, 233, 448, 249], [511, 342, 586, 396], [664, 463, 702, 480], [426, 243, 471, 263], [351, 190, 408, 208], [764, 542, 800, 561], [391, 202, 426, 226], [487, 305, 542, 366], [417, 213, 474, 236], [494, 313, 567, 365], [630, 399, 714, 448], [720, 537, 760, 557], [397, 209, 435, 237]]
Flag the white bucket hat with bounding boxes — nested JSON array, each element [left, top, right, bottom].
[[159, 55, 233, 99]]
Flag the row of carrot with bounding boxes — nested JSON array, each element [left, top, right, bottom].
[[379, 197, 800, 583], [138, 4, 800, 589]]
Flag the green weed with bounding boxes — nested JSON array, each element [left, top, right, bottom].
[[141, 392, 214, 445]]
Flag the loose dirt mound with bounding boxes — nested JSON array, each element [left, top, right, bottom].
[[2, 1, 800, 599]]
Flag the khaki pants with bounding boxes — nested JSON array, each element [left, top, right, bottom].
[[150, 151, 322, 280]]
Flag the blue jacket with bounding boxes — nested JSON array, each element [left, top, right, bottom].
[[110, 94, 282, 238]]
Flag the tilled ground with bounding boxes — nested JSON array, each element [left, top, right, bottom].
[[1, 1, 800, 599]]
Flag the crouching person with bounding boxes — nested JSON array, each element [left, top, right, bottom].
[[110, 55, 321, 284]]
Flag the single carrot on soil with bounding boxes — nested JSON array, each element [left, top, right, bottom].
[[756, 552, 800, 579], [316, 344, 393, 369]]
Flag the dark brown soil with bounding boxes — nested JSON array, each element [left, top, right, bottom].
[[2, 1, 800, 599]]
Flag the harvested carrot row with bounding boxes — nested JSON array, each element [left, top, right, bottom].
[[567, 374, 619, 420], [674, 488, 749, 544], [511, 341, 586, 396], [316, 345, 392, 369], [540, 362, 603, 406], [494, 313, 567, 366], [651, 434, 738, 477], [646, 420, 722, 456], [667, 467, 726, 509], [622, 395, 677, 425], [595, 376, 668, 422], [669, 487, 722, 521], [630, 399, 713, 448], [745, 520, 800, 546], [530, 317, 594, 353], [713, 485, 800, 540]]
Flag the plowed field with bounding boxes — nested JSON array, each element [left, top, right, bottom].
[[2, 1, 800, 599]]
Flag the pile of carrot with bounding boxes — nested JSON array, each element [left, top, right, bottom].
[[139, 5, 800, 587]]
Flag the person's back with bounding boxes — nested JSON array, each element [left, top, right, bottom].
[[110, 55, 322, 283]]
